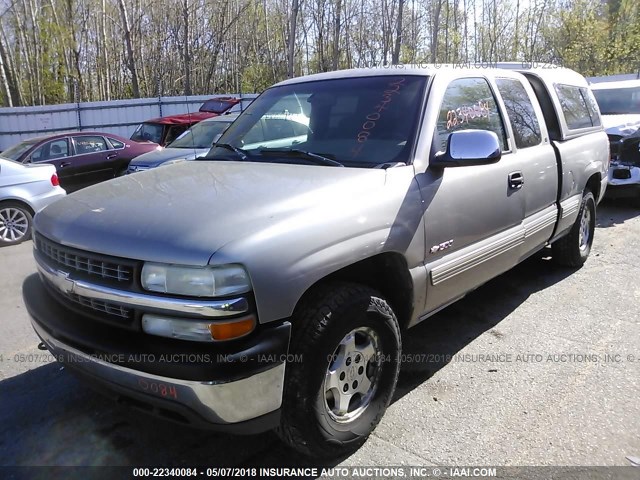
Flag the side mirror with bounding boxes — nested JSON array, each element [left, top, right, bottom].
[[431, 129, 501, 168], [22, 156, 32, 164]]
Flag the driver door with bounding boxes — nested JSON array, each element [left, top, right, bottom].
[[417, 76, 527, 313]]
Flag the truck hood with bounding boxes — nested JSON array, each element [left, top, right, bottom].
[[129, 147, 209, 168], [34, 161, 388, 266]]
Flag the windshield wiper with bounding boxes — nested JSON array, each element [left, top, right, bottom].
[[208, 143, 249, 161], [258, 148, 344, 167]]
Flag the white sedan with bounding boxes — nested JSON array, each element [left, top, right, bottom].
[[0, 157, 66, 246]]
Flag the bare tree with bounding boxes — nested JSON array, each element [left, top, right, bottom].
[[118, 0, 140, 97], [392, 0, 404, 64], [288, 0, 301, 77], [331, 0, 342, 70]]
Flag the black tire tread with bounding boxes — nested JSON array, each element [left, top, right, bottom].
[[552, 190, 595, 267], [277, 281, 401, 458]]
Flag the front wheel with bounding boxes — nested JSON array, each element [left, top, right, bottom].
[[0, 202, 33, 246], [552, 190, 596, 267], [277, 282, 401, 458]]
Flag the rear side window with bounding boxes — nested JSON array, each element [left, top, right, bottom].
[[496, 78, 542, 149], [74, 136, 107, 154], [436, 77, 507, 151], [108, 138, 125, 149], [555, 84, 596, 130], [581, 88, 602, 127]]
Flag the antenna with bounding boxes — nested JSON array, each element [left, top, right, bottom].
[[182, 77, 197, 160]]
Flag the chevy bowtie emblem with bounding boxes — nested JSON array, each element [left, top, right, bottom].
[[50, 269, 75, 294]]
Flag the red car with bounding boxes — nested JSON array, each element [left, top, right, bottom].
[[129, 97, 241, 146], [1, 132, 158, 192]]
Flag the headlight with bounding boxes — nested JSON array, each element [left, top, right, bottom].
[[141, 263, 251, 297]]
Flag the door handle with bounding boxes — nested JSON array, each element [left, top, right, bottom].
[[106, 154, 117, 160], [60, 161, 71, 167], [508, 171, 524, 189]]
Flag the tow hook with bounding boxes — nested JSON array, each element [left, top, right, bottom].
[[37, 342, 47, 351]]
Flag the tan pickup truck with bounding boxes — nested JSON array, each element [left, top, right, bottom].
[[24, 64, 608, 458]]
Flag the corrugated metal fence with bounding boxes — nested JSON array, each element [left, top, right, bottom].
[[0, 94, 258, 151]]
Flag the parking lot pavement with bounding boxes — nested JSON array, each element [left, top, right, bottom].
[[0, 200, 638, 468]]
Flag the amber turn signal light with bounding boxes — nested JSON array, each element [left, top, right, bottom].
[[209, 315, 256, 341]]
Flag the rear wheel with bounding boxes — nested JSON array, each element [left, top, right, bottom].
[[277, 282, 401, 458], [552, 190, 596, 267], [0, 202, 33, 246]]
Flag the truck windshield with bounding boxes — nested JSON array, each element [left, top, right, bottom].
[[168, 120, 233, 149], [593, 86, 640, 115], [130, 123, 164, 144], [201, 75, 428, 167]]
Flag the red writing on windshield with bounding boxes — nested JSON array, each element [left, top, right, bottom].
[[351, 78, 406, 158]]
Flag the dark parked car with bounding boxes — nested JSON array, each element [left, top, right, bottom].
[[129, 97, 241, 146], [1, 132, 159, 192]]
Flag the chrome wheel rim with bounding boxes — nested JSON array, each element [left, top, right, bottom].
[[579, 206, 592, 251], [0, 207, 29, 243], [324, 327, 382, 423]]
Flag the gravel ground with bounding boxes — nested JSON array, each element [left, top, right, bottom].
[[0, 200, 638, 472]]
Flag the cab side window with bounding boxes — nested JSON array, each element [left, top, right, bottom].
[[496, 78, 542, 149], [436, 77, 507, 152]]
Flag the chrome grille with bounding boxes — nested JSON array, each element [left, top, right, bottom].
[[65, 292, 131, 319], [35, 235, 133, 283], [41, 276, 133, 322]]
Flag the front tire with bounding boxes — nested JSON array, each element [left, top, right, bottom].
[[278, 282, 401, 458], [0, 202, 33, 246], [552, 190, 596, 267]]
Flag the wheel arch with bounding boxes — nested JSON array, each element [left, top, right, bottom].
[[293, 252, 415, 331], [585, 172, 601, 199], [0, 198, 36, 216]]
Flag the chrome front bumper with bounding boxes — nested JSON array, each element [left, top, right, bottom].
[[31, 317, 285, 426]]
